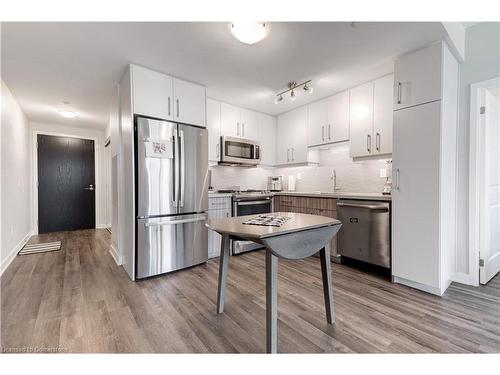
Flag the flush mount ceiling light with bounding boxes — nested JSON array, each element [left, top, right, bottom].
[[230, 22, 268, 44], [57, 109, 79, 118], [274, 80, 313, 104]]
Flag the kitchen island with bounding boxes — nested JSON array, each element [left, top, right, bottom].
[[207, 212, 342, 353]]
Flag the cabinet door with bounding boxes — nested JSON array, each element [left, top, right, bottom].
[[260, 114, 276, 166], [288, 106, 309, 163], [276, 111, 293, 164], [394, 43, 442, 110], [132, 65, 173, 120], [373, 74, 394, 155], [308, 98, 328, 146], [207, 207, 231, 259], [328, 90, 350, 143], [207, 99, 221, 162], [173, 78, 206, 127], [349, 82, 374, 158], [240, 108, 260, 141], [220, 103, 240, 137], [392, 101, 441, 288]]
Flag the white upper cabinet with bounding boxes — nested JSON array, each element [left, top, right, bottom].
[[240, 109, 260, 140], [207, 98, 221, 162], [220, 102, 241, 137], [394, 43, 442, 110], [373, 74, 394, 155], [277, 106, 319, 165], [328, 90, 350, 143], [132, 65, 174, 121], [349, 74, 394, 158], [349, 81, 374, 158], [173, 78, 206, 127], [130, 65, 206, 127], [259, 114, 276, 166], [307, 98, 329, 146]]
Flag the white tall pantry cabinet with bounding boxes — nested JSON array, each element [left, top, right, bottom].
[[391, 42, 459, 295]]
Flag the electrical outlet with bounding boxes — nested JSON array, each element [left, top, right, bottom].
[[379, 168, 387, 178], [296, 173, 302, 180]]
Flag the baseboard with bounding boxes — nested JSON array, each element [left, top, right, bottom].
[[0, 231, 32, 276], [452, 272, 476, 286], [96, 223, 110, 229], [109, 243, 122, 265], [393, 276, 444, 296]]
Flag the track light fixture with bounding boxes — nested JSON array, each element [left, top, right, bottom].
[[274, 80, 313, 104]]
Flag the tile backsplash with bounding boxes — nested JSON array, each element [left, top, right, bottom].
[[210, 143, 391, 193]]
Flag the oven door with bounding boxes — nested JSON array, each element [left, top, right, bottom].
[[232, 198, 272, 254], [221, 136, 260, 165]]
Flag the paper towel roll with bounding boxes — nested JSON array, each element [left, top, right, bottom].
[[288, 175, 296, 191]]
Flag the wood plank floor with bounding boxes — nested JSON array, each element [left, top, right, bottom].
[[1, 229, 499, 353]]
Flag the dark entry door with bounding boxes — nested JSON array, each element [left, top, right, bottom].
[[37, 134, 95, 233]]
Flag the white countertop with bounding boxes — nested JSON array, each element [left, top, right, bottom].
[[274, 191, 392, 201]]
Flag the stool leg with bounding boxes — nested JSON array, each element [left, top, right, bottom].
[[319, 244, 335, 324], [266, 249, 278, 353], [216, 235, 230, 314]]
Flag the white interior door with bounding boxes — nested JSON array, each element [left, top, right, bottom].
[[480, 90, 500, 284]]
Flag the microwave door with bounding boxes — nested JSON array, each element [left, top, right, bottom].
[[136, 117, 178, 217]]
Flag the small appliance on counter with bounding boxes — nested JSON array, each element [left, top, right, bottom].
[[267, 176, 283, 191]]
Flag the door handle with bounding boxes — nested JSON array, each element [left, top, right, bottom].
[[144, 216, 206, 227], [176, 99, 180, 118], [376, 132, 381, 151], [84, 184, 94, 191], [180, 130, 185, 206], [173, 129, 179, 205], [367, 134, 371, 153], [397, 82, 402, 104], [168, 97, 171, 117], [394, 168, 400, 191]]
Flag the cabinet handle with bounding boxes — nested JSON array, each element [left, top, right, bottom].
[[287, 148, 290, 162], [322, 126, 325, 141], [328, 124, 331, 140], [176, 99, 180, 118], [367, 134, 371, 153], [237, 122, 240, 136], [291, 148, 295, 161], [242, 123, 245, 137], [397, 82, 402, 104], [168, 97, 171, 116], [395, 168, 400, 191], [216, 143, 219, 158], [376, 132, 380, 151]]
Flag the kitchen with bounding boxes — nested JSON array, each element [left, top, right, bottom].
[[1, 16, 500, 366]]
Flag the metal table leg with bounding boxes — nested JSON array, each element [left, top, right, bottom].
[[319, 244, 335, 324], [216, 235, 230, 314], [266, 249, 278, 353]]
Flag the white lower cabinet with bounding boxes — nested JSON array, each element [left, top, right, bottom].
[[207, 196, 232, 258]]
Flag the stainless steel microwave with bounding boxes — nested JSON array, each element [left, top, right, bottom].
[[219, 136, 260, 166]]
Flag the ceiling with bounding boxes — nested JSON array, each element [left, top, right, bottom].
[[1, 22, 449, 130]]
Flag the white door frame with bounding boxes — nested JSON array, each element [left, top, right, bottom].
[[32, 130, 100, 235], [469, 76, 500, 286]]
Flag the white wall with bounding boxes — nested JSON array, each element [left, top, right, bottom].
[[29, 121, 107, 231], [210, 143, 390, 194], [1, 79, 31, 274], [456, 23, 500, 279]]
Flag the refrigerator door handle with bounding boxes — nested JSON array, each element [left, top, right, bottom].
[[173, 128, 179, 207], [144, 216, 206, 227], [179, 129, 185, 208]]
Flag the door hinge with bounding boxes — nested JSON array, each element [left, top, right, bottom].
[[480, 106, 486, 114], [479, 259, 485, 267]]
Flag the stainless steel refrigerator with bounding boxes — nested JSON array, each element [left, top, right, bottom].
[[135, 116, 208, 279]]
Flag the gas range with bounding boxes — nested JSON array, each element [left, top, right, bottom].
[[217, 189, 273, 201]]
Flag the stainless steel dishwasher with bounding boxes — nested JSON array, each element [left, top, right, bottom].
[[337, 200, 391, 269]]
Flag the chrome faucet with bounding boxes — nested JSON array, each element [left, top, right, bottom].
[[332, 170, 341, 192]]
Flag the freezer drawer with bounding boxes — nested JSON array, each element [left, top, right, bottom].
[[136, 214, 208, 279], [337, 200, 390, 268]]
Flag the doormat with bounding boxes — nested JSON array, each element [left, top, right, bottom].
[[18, 241, 61, 255]]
